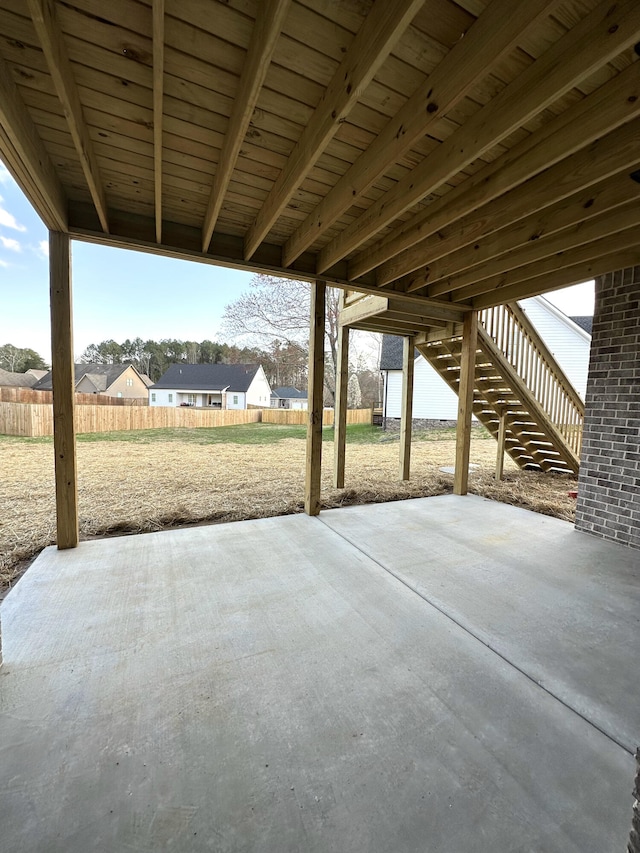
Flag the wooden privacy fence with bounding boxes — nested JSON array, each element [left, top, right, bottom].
[[0, 403, 260, 437], [0, 386, 148, 405], [0, 404, 372, 436], [263, 408, 372, 426]]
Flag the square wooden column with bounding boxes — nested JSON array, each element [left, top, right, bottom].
[[305, 280, 326, 515], [399, 335, 415, 481], [49, 231, 78, 548], [333, 317, 349, 489], [454, 311, 478, 496]]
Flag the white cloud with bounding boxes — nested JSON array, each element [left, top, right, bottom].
[[38, 239, 49, 258], [0, 195, 27, 232], [0, 235, 21, 252], [0, 259, 8, 267]]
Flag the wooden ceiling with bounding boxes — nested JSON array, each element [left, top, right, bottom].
[[1, 0, 639, 314]]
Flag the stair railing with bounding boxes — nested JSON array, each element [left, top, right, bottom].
[[479, 303, 584, 457]]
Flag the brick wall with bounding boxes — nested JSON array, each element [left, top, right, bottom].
[[575, 265, 640, 549]]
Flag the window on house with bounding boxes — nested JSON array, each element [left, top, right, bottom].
[[188, 394, 196, 405], [151, 393, 156, 402], [126, 378, 133, 386], [233, 395, 238, 405], [168, 394, 173, 403]]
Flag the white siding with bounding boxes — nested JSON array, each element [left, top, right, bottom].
[[518, 296, 591, 398], [384, 355, 461, 420], [246, 366, 272, 407], [226, 392, 246, 409], [149, 389, 174, 406]]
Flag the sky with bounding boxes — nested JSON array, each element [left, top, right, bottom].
[[0, 160, 595, 365]]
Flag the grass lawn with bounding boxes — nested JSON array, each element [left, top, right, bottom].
[[0, 422, 577, 595]]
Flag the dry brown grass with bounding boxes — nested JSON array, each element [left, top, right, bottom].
[[0, 427, 578, 595]]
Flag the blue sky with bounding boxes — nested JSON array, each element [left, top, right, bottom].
[[0, 160, 594, 365]]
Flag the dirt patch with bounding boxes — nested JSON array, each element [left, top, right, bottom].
[[0, 430, 577, 595]]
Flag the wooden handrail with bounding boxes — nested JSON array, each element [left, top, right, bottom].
[[478, 303, 584, 457]]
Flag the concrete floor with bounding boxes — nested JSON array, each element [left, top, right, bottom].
[[0, 495, 637, 852]]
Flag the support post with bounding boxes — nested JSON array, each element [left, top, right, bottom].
[[333, 316, 349, 489], [49, 231, 78, 548], [305, 280, 326, 515], [399, 335, 415, 481], [495, 410, 507, 481], [454, 311, 478, 496]]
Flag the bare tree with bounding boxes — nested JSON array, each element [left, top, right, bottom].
[[222, 274, 341, 400]]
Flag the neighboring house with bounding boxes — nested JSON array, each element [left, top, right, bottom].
[[32, 363, 151, 398], [149, 363, 272, 409], [270, 386, 308, 410], [380, 295, 592, 421], [0, 367, 41, 388]]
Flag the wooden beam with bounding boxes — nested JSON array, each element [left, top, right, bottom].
[[495, 411, 506, 481], [333, 319, 349, 490], [243, 0, 424, 260], [305, 280, 326, 515], [317, 0, 640, 274], [49, 231, 78, 549], [453, 224, 640, 303], [424, 183, 640, 297], [153, 0, 164, 244], [399, 336, 415, 481], [202, 0, 290, 252], [471, 247, 640, 310], [391, 117, 640, 294], [281, 0, 556, 267], [28, 0, 109, 233], [0, 50, 67, 231], [454, 311, 478, 496], [350, 39, 640, 283]]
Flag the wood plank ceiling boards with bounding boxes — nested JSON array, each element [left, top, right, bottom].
[[0, 0, 638, 311]]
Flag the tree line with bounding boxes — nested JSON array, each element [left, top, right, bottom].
[[0, 343, 48, 373]]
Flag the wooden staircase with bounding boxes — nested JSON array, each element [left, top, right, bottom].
[[339, 292, 585, 475], [416, 303, 584, 474]]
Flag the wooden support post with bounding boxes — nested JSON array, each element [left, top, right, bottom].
[[333, 318, 349, 489], [305, 280, 326, 515], [399, 335, 415, 481], [49, 231, 79, 548], [496, 411, 507, 481], [454, 311, 478, 496]]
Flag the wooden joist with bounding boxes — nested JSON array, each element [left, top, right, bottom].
[[318, 0, 640, 275], [201, 0, 290, 252], [153, 0, 164, 244], [281, 0, 556, 267], [28, 0, 109, 233], [243, 0, 424, 260]]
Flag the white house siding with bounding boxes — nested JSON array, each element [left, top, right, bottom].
[[245, 367, 272, 407], [225, 392, 247, 410], [518, 296, 591, 398], [384, 355, 461, 420]]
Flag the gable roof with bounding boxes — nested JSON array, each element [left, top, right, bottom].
[[272, 387, 307, 399], [151, 364, 261, 393], [0, 368, 39, 388], [32, 363, 139, 391], [570, 316, 594, 335]]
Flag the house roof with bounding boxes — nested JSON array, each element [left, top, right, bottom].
[[570, 316, 594, 335], [271, 387, 307, 399], [0, 368, 39, 388], [0, 4, 638, 314], [32, 363, 136, 391], [151, 364, 261, 393], [379, 336, 418, 372]]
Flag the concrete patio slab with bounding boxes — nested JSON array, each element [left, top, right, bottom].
[[320, 494, 640, 753], [0, 497, 636, 852]]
